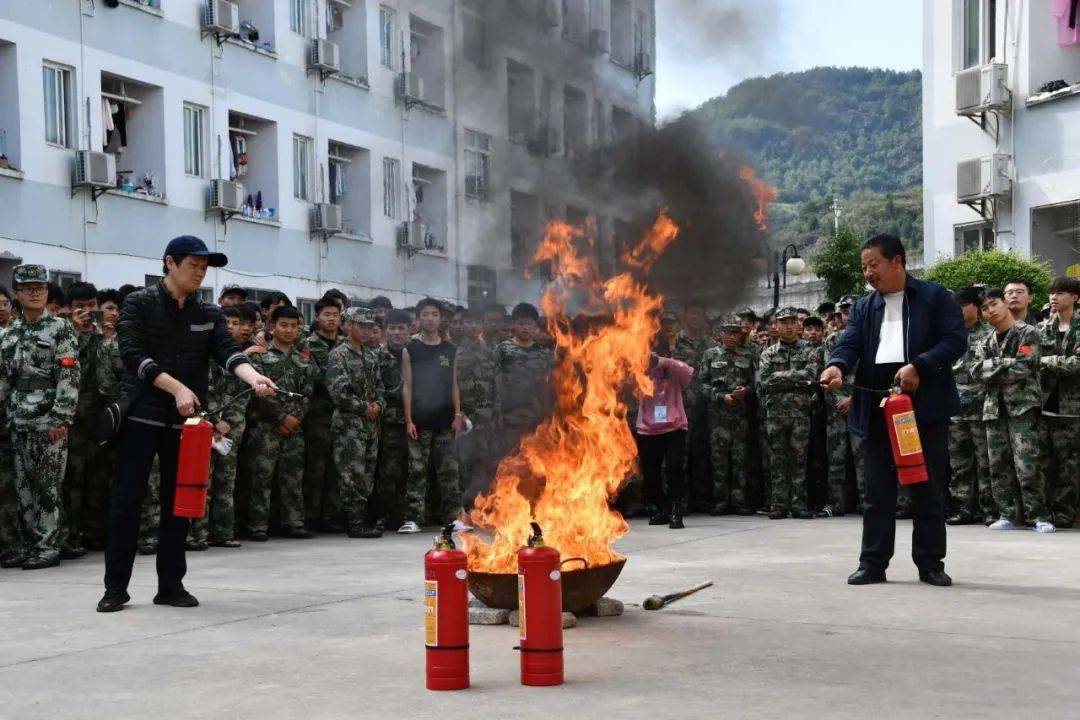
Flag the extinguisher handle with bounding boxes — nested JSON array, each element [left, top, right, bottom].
[[560, 557, 588, 570]]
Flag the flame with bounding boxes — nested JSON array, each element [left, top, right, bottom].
[[463, 213, 680, 573], [739, 166, 779, 232]]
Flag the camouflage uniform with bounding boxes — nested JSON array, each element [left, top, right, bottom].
[[0, 325, 20, 565], [0, 266, 81, 564], [948, 320, 994, 521], [970, 322, 1050, 525], [494, 340, 553, 457], [1038, 314, 1080, 527], [698, 335, 755, 513], [673, 331, 716, 510], [303, 331, 344, 526], [822, 330, 864, 512], [756, 324, 821, 515], [375, 345, 407, 525], [243, 344, 315, 534], [327, 333, 384, 533], [752, 341, 774, 507], [455, 338, 497, 505]]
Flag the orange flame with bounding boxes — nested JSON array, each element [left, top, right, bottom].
[[463, 213, 680, 573], [739, 166, 779, 232]]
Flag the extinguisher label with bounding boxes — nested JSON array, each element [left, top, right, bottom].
[[892, 411, 923, 456], [424, 580, 438, 647], [517, 574, 526, 641]]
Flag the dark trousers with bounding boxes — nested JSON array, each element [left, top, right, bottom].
[[639, 430, 687, 511], [859, 403, 947, 574], [104, 420, 189, 594]]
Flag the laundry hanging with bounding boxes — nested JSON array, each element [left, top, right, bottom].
[[1053, 0, 1080, 46], [101, 97, 115, 147]]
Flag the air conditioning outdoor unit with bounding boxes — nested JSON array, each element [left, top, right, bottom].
[[588, 29, 609, 56], [209, 179, 244, 212], [398, 72, 425, 102], [204, 0, 240, 36], [313, 203, 343, 234], [956, 63, 1010, 115], [634, 51, 654, 79], [537, 0, 560, 28], [956, 154, 1012, 203], [311, 39, 341, 75], [73, 150, 116, 190]]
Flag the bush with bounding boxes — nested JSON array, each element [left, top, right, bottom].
[[810, 226, 865, 301], [923, 250, 1054, 308]]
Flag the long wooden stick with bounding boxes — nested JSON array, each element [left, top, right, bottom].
[[643, 580, 713, 610]]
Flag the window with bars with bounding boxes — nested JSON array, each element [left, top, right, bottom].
[[293, 134, 313, 201], [50, 270, 81, 289], [183, 103, 206, 177], [954, 222, 996, 254], [42, 63, 71, 148], [383, 157, 401, 218], [379, 6, 398, 68], [290, 0, 310, 37], [464, 129, 491, 201]]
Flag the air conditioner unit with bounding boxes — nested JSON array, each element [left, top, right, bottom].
[[397, 72, 425, 102], [956, 62, 1010, 115], [957, 154, 1012, 203], [209, 179, 244, 212], [538, 0, 560, 28], [73, 150, 116, 189], [588, 29, 609, 56], [204, 0, 240, 36], [634, 51, 654, 79], [313, 203, 343, 234], [311, 39, 341, 75]]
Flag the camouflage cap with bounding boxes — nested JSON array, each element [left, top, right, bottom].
[[219, 284, 247, 299], [11, 264, 48, 287], [720, 314, 745, 331], [344, 306, 378, 325], [660, 310, 680, 322], [736, 306, 758, 320], [837, 295, 858, 308], [775, 306, 800, 320]]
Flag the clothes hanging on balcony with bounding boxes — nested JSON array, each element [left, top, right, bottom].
[[104, 101, 127, 153], [1053, 0, 1080, 45], [230, 135, 248, 179], [101, 97, 114, 146], [329, 160, 346, 203]]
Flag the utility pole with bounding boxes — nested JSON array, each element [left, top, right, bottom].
[[832, 198, 843, 235]]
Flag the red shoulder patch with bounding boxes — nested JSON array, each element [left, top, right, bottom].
[[1018, 344, 1033, 357], [59, 356, 77, 368], [301, 350, 312, 361]]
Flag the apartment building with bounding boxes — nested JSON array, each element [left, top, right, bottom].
[[0, 0, 656, 313]]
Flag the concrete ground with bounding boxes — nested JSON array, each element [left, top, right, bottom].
[[1, 516, 1077, 719]]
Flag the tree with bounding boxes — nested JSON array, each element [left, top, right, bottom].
[[810, 226, 865, 301], [923, 250, 1055, 308]]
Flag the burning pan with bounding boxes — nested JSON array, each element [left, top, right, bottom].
[[469, 558, 626, 614]]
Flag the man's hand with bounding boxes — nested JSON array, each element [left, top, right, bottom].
[[365, 402, 381, 421], [48, 427, 68, 443], [723, 393, 737, 407], [819, 366, 843, 391], [732, 386, 747, 402], [215, 420, 231, 436], [174, 384, 199, 417], [281, 415, 301, 433], [452, 412, 465, 437], [244, 345, 267, 356], [276, 423, 294, 437], [836, 396, 852, 416], [235, 364, 278, 397], [406, 420, 418, 440], [895, 363, 920, 393]]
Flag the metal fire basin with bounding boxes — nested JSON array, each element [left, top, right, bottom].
[[468, 558, 626, 614]]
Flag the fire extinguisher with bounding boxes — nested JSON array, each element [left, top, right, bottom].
[[517, 522, 564, 687], [173, 416, 214, 518], [882, 388, 929, 485], [424, 524, 469, 691]]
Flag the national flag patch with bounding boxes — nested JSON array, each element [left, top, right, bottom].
[[1019, 345, 1033, 357], [59, 356, 77, 368]]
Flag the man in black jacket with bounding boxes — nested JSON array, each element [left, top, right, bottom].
[[97, 237, 277, 613], [820, 235, 966, 588]]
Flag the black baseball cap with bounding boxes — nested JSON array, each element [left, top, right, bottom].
[[163, 236, 228, 267]]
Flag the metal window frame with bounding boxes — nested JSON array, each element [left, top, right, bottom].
[[383, 156, 400, 218], [42, 62, 71, 148], [293, 134, 314, 201], [183, 103, 207, 178], [379, 5, 397, 69]]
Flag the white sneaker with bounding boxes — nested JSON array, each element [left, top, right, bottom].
[[988, 518, 1016, 530], [1034, 520, 1057, 533], [451, 519, 474, 533], [397, 521, 421, 534]]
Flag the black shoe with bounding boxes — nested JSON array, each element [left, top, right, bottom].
[[248, 531, 268, 542], [708, 504, 728, 516], [792, 510, 814, 520], [60, 546, 87, 560], [137, 544, 157, 555], [21, 556, 59, 570], [153, 588, 199, 607], [815, 506, 842, 518], [669, 502, 685, 529], [768, 510, 787, 520], [282, 526, 314, 539], [321, 520, 346, 534], [919, 569, 953, 587], [734, 507, 756, 516], [185, 540, 209, 551], [847, 568, 887, 585], [346, 526, 383, 539], [1, 554, 26, 569], [895, 508, 913, 520], [983, 515, 996, 527], [946, 513, 973, 526], [96, 590, 130, 613], [647, 512, 670, 526]]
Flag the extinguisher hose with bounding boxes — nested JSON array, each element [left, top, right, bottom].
[[202, 387, 304, 422]]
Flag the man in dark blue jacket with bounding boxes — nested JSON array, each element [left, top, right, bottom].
[[821, 235, 966, 587]]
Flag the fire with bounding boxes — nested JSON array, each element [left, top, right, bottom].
[[739, 166, 779, 232], [463, 213, 680, 573]]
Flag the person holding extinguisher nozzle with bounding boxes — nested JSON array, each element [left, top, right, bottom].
[[97, 236, 278, 613], [820, 234, 966, 587]]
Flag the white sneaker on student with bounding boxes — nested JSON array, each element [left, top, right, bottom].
[[988, 518, 1016, 530], [1034, 520, 1057, 533], [397, 521, 421, 534]]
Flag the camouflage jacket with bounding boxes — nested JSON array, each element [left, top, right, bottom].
[[494, 340, 553, 427], [1038, 314, 1080, 417], [73, 330, 105, 424], [327, 341, 384, 436], [698, 344, 756, 413], [756, 338, 821, 418], [456, 338, 496, 425], [94, 335, 125, 404], [247, 345, 315, 425], [673, 332, 716, 407], [969, 322, 1042, 420], [952, 321, 992, 421], [207, 361, 251, 440], [0, 315, 81, 430], [378, 345, 405, 427], [822, 331, 856, 411], [305, 331, 343, 413]]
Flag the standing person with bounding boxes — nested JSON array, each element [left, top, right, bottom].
[[98, 237, 277, 613], [217, 285, 247, 308], [821, 234, 965, 587], [0, 286, 14, 329], [801, 316, 828, 512], [401, 298, 464, 533], [327, 307, 384, 539], [946, 287, 994, 526], [0, 265, 80, 570], [673, 300, 716, 514], [494, 303, 553, 458], [302, 298, 344, 531], [375, 309, 412, 530], [1004, 278, 1038, 325], [482, 305, 505, 349], [637, 350, 694, 529], [819, 317, 862, 517], [971, 289, 1054, 532], [1038, 277, 1080, 528], [454, 308, 497, 507]]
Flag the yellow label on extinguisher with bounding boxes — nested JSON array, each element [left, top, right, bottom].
[[424, 580, 438, 647], [892, 411, 923, 456], [517, 574, 526, 640]]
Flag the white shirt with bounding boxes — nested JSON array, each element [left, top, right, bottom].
[[875, 291, 906, 364]]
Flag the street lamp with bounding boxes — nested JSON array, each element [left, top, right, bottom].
[[772, 243, 805, 309]]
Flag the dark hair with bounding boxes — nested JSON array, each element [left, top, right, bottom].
[[511, 302, 540, 321], [65, 281, 99, 304], [954, 286, 984, 307], [416, 297, 444, 316], [795, 308, 810, 316], [827, 311, 843, 321], [983, 288, 1006, 304], [1003, 278, 1032, 293], [386, 309, 413, 326], [1048, 276, 1080, 296], [47, 283, 65, 306], [162, 254, 187, 275], [260, 291, 292, 310], [0, 285, 12, 302], [456, 307, 478, 320], [369, 295, 394, 310], [314, 298, 341, 315], [236, 303, 259, 324], [270, 306, 302, 324], [97, 288, 120, 306], [817, 302, 836, 315], [483, 303, 507, 318], [862, 233, 907, 267], [221, 306, 242, 320], [322, 288, 348, 309], [117, 284, 139, 304], [802, 316, 824, 328]]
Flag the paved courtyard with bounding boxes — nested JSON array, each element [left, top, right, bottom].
[[1, 516, 1077, 719]]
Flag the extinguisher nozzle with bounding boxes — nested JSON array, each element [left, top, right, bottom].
[[527, 521, 545, 547]]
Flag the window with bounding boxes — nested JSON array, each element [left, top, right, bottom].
[[463, 0, 488, 68], [380, 6, 398, 68], [326, 1, 369, 82], [412, 163, 447, 252], [50, 270, 81, 289], [42, 63, 71, 147], [592, 98, 605, 147], [298, 298, 317, 326], [0, 42, 21, 170], [383, 157, 400, 218], [610, 0, 633, 66], [954, 221, 995, 254], [467, 265, 496, 307], [228, 111, 279, 215], [464, 130, 491, 201], [562, 0, 588, 43], [183, 104, 206, 177], [507, 60, 536, 142], [409, 16, 447, 108], [511, 190, 539, 270], [293, 134, 313, 201], [563, 85, 587, 158], [329, 140, 372, 237], [289, 0, 310, 37], [960, 0, 996, 70]]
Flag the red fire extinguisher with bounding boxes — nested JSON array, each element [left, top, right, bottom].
[[882, 388, 929, 485], [173, 416, 214, 518], [424, 524, 469, 691], [518, 522, 564, 687]]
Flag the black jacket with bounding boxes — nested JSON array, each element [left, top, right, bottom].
[[118, 281, 249, 425], [827, 275, 967, 437]]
